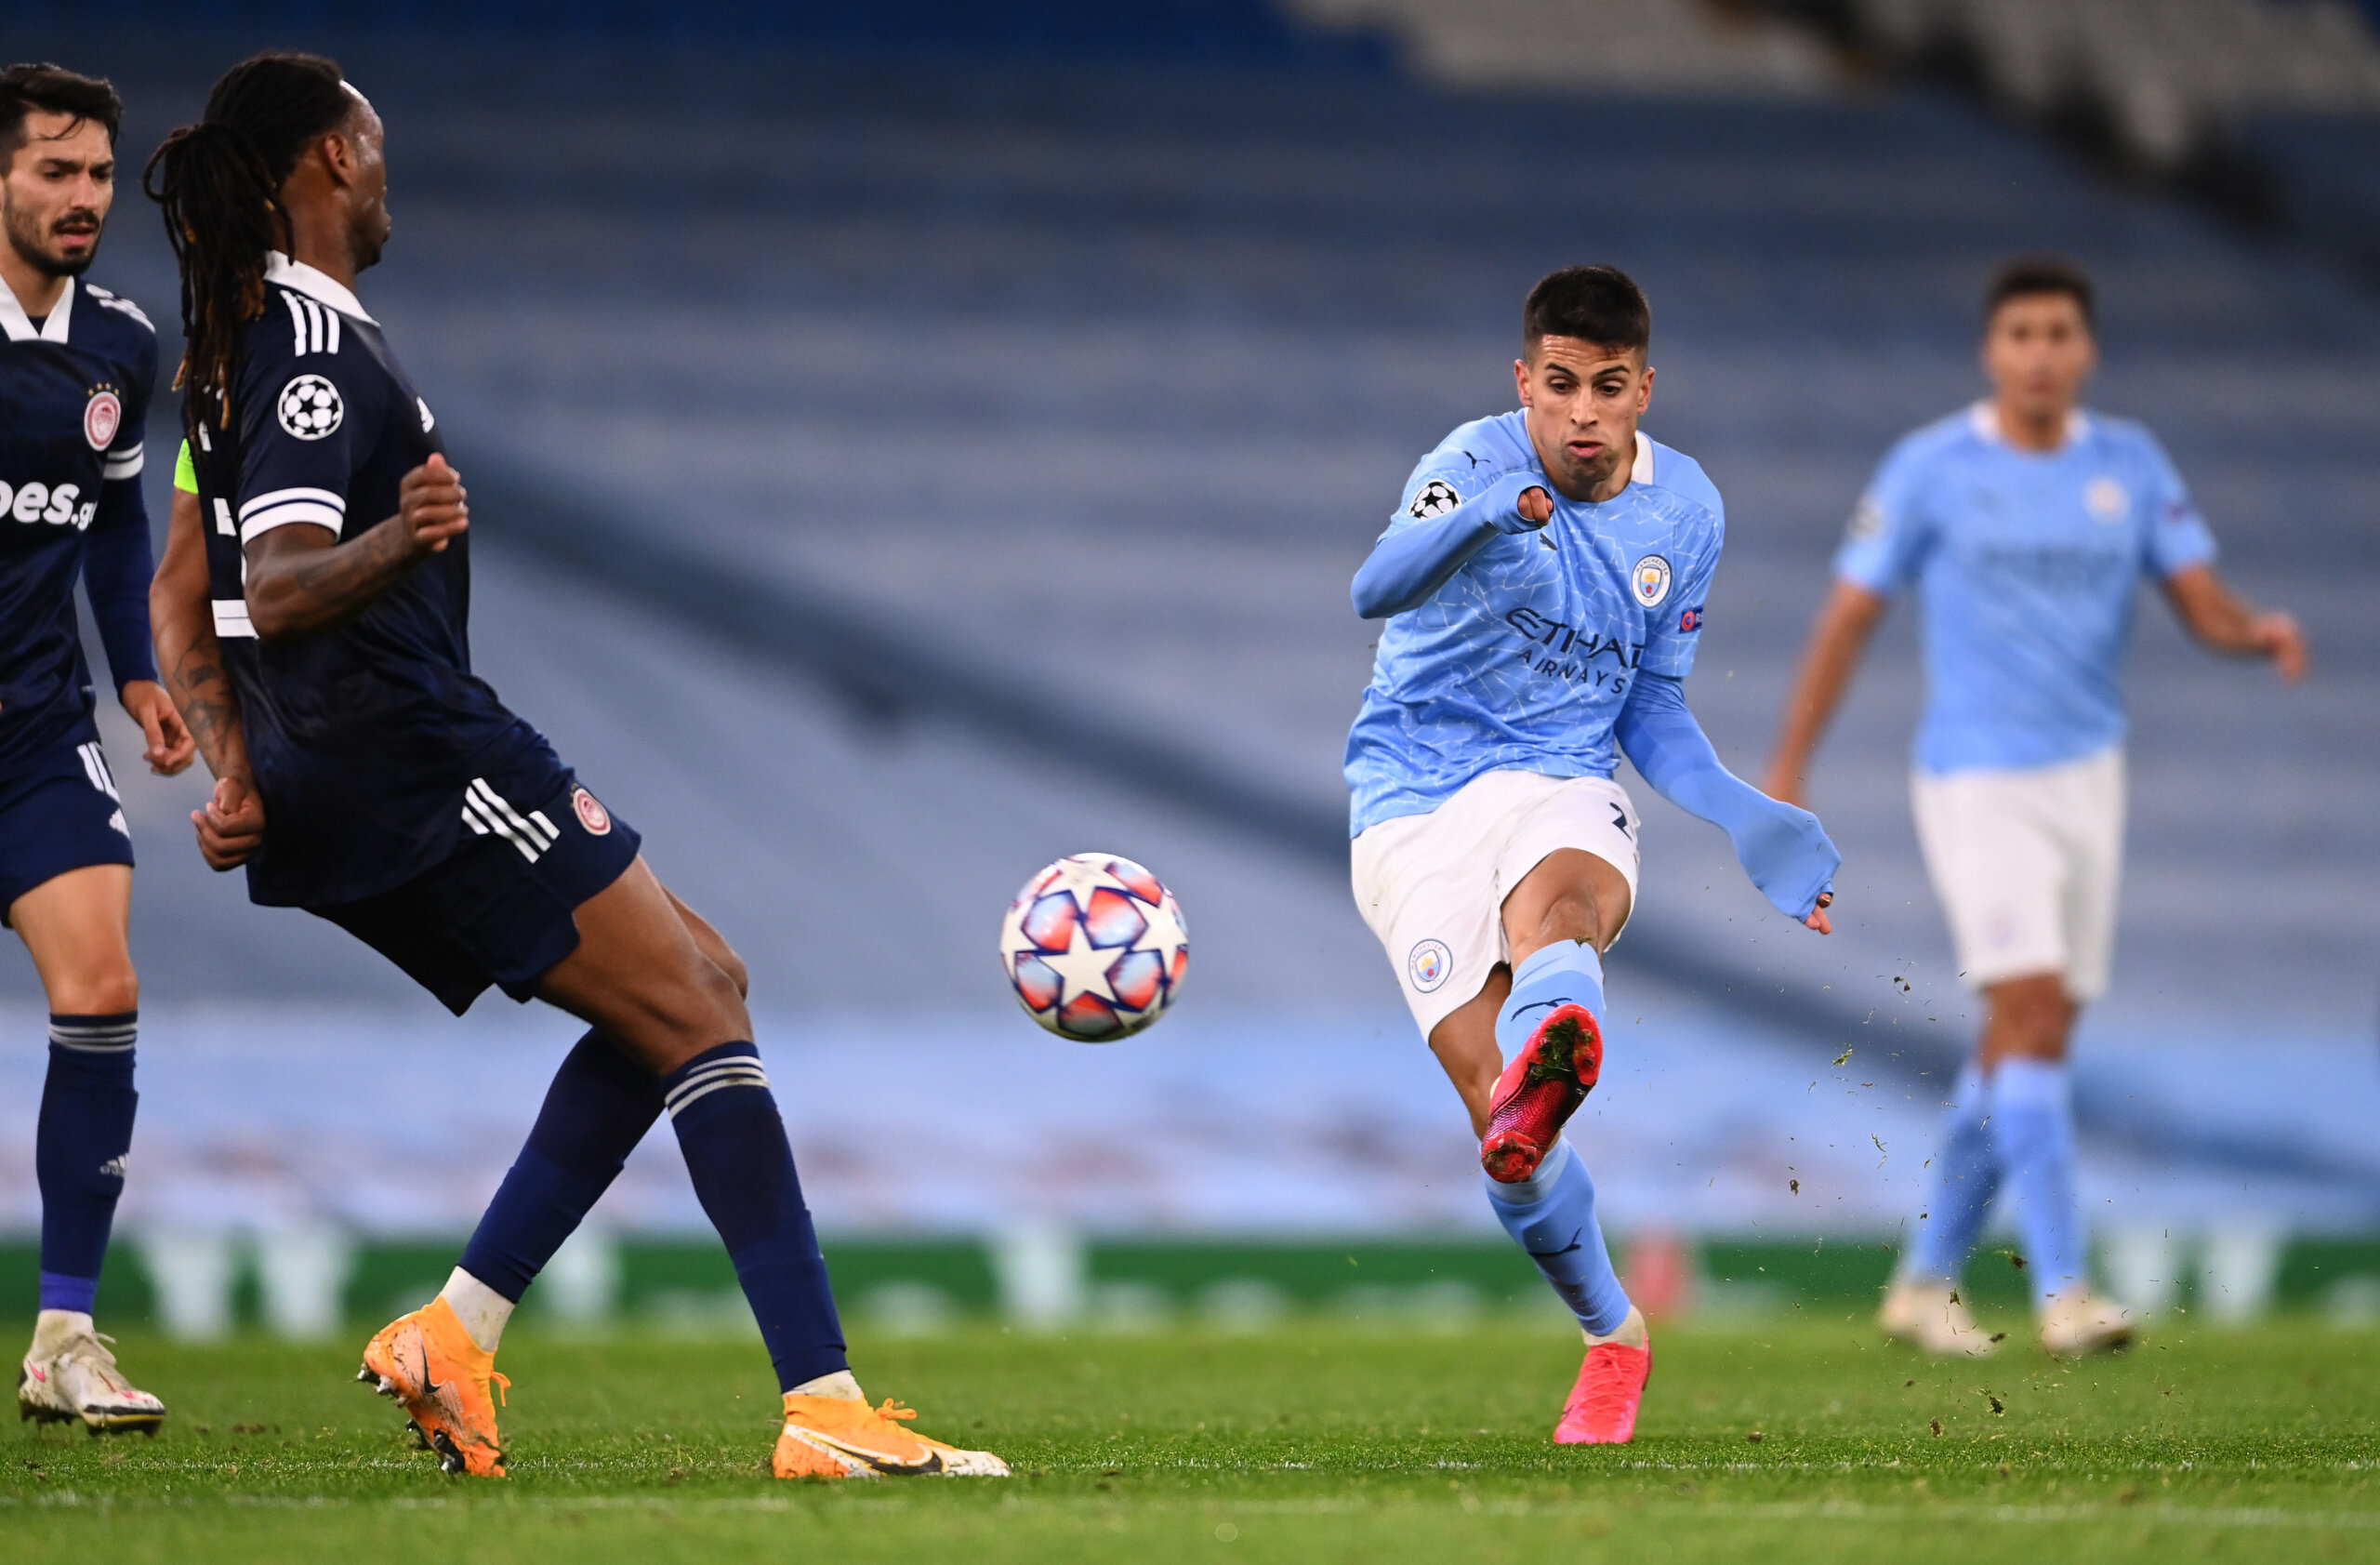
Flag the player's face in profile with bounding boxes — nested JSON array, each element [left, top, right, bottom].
[[0, 112, 114, 280], [1982, 292, 2096, 425], [1514, 337, 1653, 502], [342, 99, 393, 271]]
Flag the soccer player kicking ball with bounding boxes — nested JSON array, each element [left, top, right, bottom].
[[144, 53, 1003, 1481], [1347, 266, 1840, 1443], [1765, 256, 2307, 1359], [0, 63, 195, 1437]]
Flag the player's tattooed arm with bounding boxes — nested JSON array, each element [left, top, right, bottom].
[[243, 455, 469, 640], [153, 486, 265, 869]]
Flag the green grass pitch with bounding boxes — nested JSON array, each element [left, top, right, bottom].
[[2, 1320, 2373, 1563]]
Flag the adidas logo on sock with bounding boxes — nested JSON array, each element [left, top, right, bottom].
[[97, 1155, 128, 1179]]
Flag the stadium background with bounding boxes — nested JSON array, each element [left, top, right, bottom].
[[5, 0, 2377, 1343]]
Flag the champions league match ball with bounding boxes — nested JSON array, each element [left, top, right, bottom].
[[999, 853, 1188, 1041]]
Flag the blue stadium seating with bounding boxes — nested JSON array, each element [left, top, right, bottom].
[[7, 20, 2375, 1215]]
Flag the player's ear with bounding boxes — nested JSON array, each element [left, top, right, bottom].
[[1636, 364, 1655, 414], [318, 128, 357, 189], [1514, 354, 1532, 405]]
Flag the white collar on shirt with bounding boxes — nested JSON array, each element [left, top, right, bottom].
[[265, 251, 377, 325], [0, 276, 73, 344], [1968, 399, 2089, 449]]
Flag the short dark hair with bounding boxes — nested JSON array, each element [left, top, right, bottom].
[[1985, 254, 2094, 327], [0, 63, 123, 172], [1524, 265, 1651, 355]]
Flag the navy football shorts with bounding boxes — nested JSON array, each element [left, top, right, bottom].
[[0, 729, 135, 919], [311, 749, 641, 1015]]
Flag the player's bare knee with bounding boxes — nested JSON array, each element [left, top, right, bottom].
[[47, 963, 138, 1017], [707, 942, 749, 1001]]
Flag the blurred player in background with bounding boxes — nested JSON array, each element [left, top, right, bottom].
[[1765, 256, 2307, 1358], [0, 62, 192, 1436], [1347, 266, 1840, 1443], [145, 52, 1004, 1480]]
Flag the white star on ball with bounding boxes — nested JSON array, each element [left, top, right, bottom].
[[1034, 920, 1120, 1005]]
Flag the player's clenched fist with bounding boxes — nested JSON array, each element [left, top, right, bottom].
[[193, 773, 266, 871], [399, 453, 469, 555]]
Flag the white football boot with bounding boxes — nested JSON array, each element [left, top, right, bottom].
[[1878, 1277, 1999, 1358], [2038, 1288, 2135, 1357], [20, 1314, 165, 1435]]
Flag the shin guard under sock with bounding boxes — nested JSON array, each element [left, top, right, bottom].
[[1989, 1059, 2085, 1305], [37, 1015, 138, 1315], [1483, 1139, 1632, 1334], [457, 1029, 664, 1302], [1901, 1064, 1999, 1284], [1495, 941, 1606, 1060], [664, 1042, 848, 1391]]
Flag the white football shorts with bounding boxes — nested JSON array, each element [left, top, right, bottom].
[[1351, 769, 1642, 1041], [1910, 745, 2124, 1003]]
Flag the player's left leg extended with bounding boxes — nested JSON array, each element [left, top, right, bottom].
[[1435, 849, 1649, 1443], [9, 865, 164, 1435], [533, 859, 1006, 1479]]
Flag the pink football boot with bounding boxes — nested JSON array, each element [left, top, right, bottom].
[[1479, 1003, 1604, 1184], [1554, 1319, 1651, 1445]]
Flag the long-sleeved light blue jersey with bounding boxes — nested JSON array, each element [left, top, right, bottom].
[[1837, 404, 2218, 776], [1345, 411, 1724, 838]]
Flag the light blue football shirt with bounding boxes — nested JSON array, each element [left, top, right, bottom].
[[1837, 404, 2218, 776], [1345, 411, 1725, 837]]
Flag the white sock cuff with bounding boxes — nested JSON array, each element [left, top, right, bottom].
[[1483, 1136, 1575, 1204], [438, 1267, 517, 1354], [1990, 1057, 2069, 1113]]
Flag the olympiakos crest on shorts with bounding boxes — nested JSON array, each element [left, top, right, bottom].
[[83, 390, 121, 451], [572, 787, 611, 835]]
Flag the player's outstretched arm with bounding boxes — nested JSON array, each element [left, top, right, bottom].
[[1351, 471, 1554, 618], [1619, 672, 1839, 933], [86, 476, 192, 776], [1760, 580, 1887, 807], [2161, 564, 2307, 682], [243, 455, 469, 641], [153, 484, 264, 869]]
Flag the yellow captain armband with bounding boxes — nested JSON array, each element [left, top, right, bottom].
[[173, 439, 197, 496]]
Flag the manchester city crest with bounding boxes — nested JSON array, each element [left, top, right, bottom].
[[1632, 554, 1673, 607], [1407, 938, 1452, 993]]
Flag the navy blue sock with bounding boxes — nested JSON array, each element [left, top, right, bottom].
[[458, 1029, 665, 1301], [37, 1014, 139, 1314], [664, 1042, 847, 1392]]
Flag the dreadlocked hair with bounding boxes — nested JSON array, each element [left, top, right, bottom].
[[144, 52, 352, 431]]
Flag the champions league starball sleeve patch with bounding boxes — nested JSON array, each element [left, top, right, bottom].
[[277, 374, 346, 441], [1407, 479, 1463, 519]]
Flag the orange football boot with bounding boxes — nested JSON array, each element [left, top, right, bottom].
[[774, 1394, 1010, 1479], [358, 1297, 510, 1477]]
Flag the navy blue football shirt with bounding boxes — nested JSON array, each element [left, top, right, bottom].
[[188, 253, 543, 907], [0, 274, 158, 767]]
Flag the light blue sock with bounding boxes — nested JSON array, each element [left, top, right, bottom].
[[1483, 1138, 1632, 1334], [1496, 940, 1606, 1058], [1988, 1059, 2084, 1306], [1900, 1064, 1999, 1284]]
